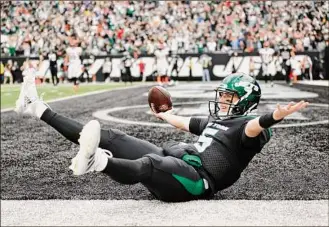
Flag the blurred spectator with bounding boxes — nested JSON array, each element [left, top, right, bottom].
[[4, 60, 13, 84], [35, 55, 46, 84], [324, 39, 329, 79], [121, 52, 133, 85], [249, 57, 256, 79], [279, 40, 293, 84], [301, 56, 313, 80], [231, 51, 240, 73], [187, 56, 193, 82], [21, 58, 36, 80], [65, 38, 83, 90], [11, 61, 23, 83], [286, 50, 302, 86], [1, 1, 328, 57], [48, 50, 59, 86], [154, 45, 170, 85], [138, 58, 146, 82], [102, 57, 112, 82], [259, 41, 275, 86], [170, 54, 183, 81], [0, 61, 4, 84], [81, 56, 93, 83], [198, 53, 212, 82]]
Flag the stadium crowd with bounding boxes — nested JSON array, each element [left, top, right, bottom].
[[1, 1, 328, 57]]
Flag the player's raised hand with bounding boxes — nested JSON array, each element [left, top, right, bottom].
[[273, 100, 309, 120]]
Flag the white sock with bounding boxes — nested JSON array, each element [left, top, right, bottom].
[[94, 148, 112, 172], [34, 102, 48, 119]]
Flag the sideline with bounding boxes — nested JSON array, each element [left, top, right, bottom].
[[296, 80, 329, 87], [1, 83, 152, 113], [1, 200, 327, 226]]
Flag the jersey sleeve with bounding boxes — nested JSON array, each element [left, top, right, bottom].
[[241, 125, 272, 150], [189, 117, 209, 136]]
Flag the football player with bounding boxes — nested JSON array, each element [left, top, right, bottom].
[[47, 49, 59, 86], [4, 60, 13, 84], [198, 54, 212, 82], [286, 50, 302, 86], [65, 36, 82, 91], [121, 52, 133, 85], [170, 54, 183, 83], [154, 43, 170, 86], [279, 40, 292, 85], [259, 41, 275, 86], [15, 73, 308, 202]]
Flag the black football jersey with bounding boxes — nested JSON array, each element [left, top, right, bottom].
[[189, 116, 271, 191]]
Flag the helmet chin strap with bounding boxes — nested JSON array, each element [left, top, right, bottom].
[[217, 111, 228, 116], [216, 114, 231, 120], [217, 108, 234, 119], [243, 103, 258, 115]]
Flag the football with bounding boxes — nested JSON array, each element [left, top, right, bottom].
[[148, 86, 173, 113]]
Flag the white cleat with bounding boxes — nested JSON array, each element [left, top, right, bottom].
[[69, 120, 112, 175], [14, 74, 42, 116]]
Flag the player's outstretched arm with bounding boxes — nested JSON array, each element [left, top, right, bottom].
[[245, 100, 309, 137], [272, 101, 309, 120], [152, 109, 191, 132]]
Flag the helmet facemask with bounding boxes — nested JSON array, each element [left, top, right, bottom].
[[208, 73, 261, 119], [209, 88, 243, 119]]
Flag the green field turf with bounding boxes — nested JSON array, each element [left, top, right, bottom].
[[0, 82, 139, 109]]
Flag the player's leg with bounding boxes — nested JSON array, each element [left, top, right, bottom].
[[85, 69, 91, 83], [15, 73, 164, 160], [4, 71, 9, 84], [202, 69, 206, 82], [73, 150, 206, 202], [270, 72, 274, 87], [141, 71, 145, 82], [141, 153, 209, 202], [250, 70, 255, 79], [189, 68, 192, 82], [205, 69, 210, 82], [156, 71, 162, 85], [5, 71, 13, 84], [50, 68, 54, 85], [264, 74, 268, 84], [69, 64, 79, 90], [287, 65, 292, 85], [36, 107, 164, 159], [54, 68, 59, 85], [129, 69, 133, 84], [71, 121, 207, 202], [172, 66, 177, 80], [304, 68, 309, 80], [103, 154, 207, 202], [104, 72, 109, 82], [262, 64, 268, 84], [67, 64, 74, 83], [50, 67, 56, 86]]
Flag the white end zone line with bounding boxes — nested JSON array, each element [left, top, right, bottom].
[[296, 80, 329, 86], [1, 200, 328, 226], [1, 84, 151, 113], [93, 102, 329, 128]]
